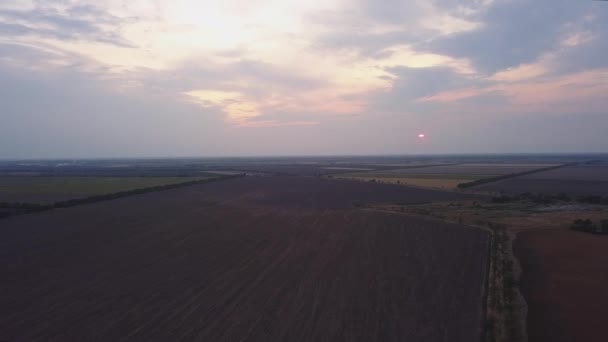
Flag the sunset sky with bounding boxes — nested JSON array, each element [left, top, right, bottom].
[[1, 0, 607, 158]]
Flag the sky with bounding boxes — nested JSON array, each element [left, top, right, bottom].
[[1, 0, 607, 158]]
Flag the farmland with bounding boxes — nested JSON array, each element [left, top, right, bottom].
[[332, 173, 475, 190], [475, 163, 608, 195], [380, 198, 608, 342], [380, 163, 562, 176], [331, 163, 559, 190], [515, 228, 608, 342], [0, 176, 490, 341], [0, 176, 214, 204], [1, 154, 607, 341]]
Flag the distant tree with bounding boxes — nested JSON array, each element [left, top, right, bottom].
[[492, 195, 512, 203], [571, 219, 603, 233], [601, 220, 608, 234], [578, 195, 602, 204]]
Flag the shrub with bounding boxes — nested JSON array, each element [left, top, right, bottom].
[[578, 196, 602, 204], [571, 219, 608, 234], [602, 220, 608, 234], [571, 219, 596, 233], [492, 195, 512, 203]]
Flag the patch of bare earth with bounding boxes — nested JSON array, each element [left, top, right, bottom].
[[0, 177, 489, 341], [377, 200, 608, 342]]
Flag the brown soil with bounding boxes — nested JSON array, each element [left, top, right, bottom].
[[376, 200, 608, 342], [514, 228, 608, 342], [0, 176, 489, 341], [476, 164, 608, 196]]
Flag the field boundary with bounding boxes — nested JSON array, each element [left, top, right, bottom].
[[484, 226, 528, 342], [366, 204, 527, 342], [0, 175, 243, 219], [320, 163, 462, 176], [360, 206, 496, 341], [326, 171, 483, 195], [481, 229, 492, 342], [457, 163, 574, 189]]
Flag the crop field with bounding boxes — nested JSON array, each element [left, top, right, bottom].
[[208, 161, 458, 177], [0, 176, 489, 341], [385, 197, 608, 341], [0, 176, 213, 204], [321, 166, 375, 171], [514, 228, 608, 342], [209, 163, 387, 176], [382, 163, 561, 176], [332, 173, 476, 190], [475, 164, 608, 195], [331, 163, 559, 190]]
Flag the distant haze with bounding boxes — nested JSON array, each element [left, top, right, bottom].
[[1, 0, 608, 158]]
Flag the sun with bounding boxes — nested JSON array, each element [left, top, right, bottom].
[[418, 133, 426, 139]]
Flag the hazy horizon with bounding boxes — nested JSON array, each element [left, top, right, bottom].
[[2, 0, 608, 158], [2, 151, 608, 162]]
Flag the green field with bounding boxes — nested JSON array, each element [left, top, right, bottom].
[[0, 176, 214, 203]]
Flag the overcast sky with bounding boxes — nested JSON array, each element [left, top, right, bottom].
[[1, 0, 607, 158]]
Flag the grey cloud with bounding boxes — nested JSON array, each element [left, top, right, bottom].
[[384, 66, 474, 99], [0, 57, 225, 159], [136, 58, 327, 99], [308, 6, 421, 59], [308, 0, 484, 59], [313, 29, 416, 59], [0, 4, 133, 47], [356, 0, 422, 24], [369, 66, 486, 113], [0, 21, 28, 35], [422, 0, 591, 74], [0, 42, 52, 60], [2, 1, 608, 157], [312, 0, 607, 77], [230, 60, 327, 91], [547, 8, 608, 74], [0, 41, 110, 75]]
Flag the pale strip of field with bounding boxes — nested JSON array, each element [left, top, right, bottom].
[[334, 175, 473, 190], [205, 170, 245, 175], [364, 163, 447, 167], [322, 167, 374, 171], [456, 163, 562, 168], [336, 172, 481, 180], [380, 163, 561, 176]]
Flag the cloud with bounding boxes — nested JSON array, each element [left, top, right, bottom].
[[359, 64, 490, 119], [0, 2, 134, 46], [308, 0, 481, 59], [137, 58, 326, 95], [421, 0, 595, 74], [132, 57, 336, 125], [548, 11, 608, 74], [1, 0, 608, 157], [0, 44, 225, 159]]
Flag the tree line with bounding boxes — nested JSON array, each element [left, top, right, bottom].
[[457, 164, 573, 189], [0, 175, 241, 219], [571, 219, 608, 234]]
